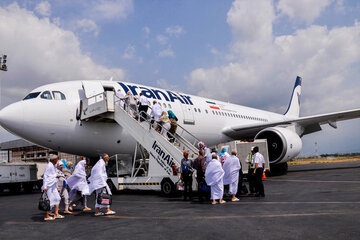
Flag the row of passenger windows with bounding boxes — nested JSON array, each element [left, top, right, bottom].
[[23, 91, 66, 100], [154, 102, 268, 122], [193, 107, 267, 122]]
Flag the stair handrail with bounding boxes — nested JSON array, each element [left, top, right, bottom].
[[115, 101, 200, 157]]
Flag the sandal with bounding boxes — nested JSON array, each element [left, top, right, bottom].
[[95, 212, 105, 216], [44, 217, 55, 221], [211, 201, 217, 205], [54, 214, 64, 219], [219, 200, 226, 204], [105, 210, 116, 215]]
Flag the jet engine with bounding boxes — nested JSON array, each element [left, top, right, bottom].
[[255, 127, 302, 164]]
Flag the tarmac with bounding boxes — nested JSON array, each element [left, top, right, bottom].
[[0, 161, 359, 240]]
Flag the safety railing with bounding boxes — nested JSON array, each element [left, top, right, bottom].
[[115, 100, 200, 158]]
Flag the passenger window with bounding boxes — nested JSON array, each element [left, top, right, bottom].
[[23, 92, 41, 100], [198, 108, 201, 113], [194, 108, 197, 112], [205, 110, 208, 114], [168, 104, 171, 108], [52, 91, 66, 100], [163, 103, 167, 108], [41, 91, 52, 100]]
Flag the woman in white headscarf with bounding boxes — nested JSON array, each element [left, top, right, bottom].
[[158, 111, 171, 140], [124, 91, 137, 117], [55, 161, 72, 214], [67, 159, 91, 211], [88, 154, 115, 216], [205, 153, 226, 205]]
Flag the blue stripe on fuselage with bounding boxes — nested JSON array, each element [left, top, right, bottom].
[[117, 82, 193, 105]]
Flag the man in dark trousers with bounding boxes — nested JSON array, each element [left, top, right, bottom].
[[193, 150, 207, 201], [252, 146, 265, 197], [245, 147, 256, 195], [138, 92, 149, 122], [180, 150, 194, 201]]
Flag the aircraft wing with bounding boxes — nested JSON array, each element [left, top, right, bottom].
[[222, 108, 360, 139]]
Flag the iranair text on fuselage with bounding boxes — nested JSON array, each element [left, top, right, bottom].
[[118, 82, 194, 105]]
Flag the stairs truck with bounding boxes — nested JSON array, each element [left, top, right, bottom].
[[80, 84, 200, 196]]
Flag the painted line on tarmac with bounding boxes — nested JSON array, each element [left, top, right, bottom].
[[111, 200, 360, 205], [102, 211, 360, 221], [5, 221, 45, 225], [266, 179, 360, 183], [5, 210, 360, 225]]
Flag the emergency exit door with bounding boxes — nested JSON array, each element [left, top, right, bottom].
[[180, 101, 195, 125]]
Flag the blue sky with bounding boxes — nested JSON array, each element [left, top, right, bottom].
[[0, 0, 360, 156]]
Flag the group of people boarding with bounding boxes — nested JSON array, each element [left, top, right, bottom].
[[115, 89, 178, 141], [181, 142, 266, 204], [42, 154, 114, 221]]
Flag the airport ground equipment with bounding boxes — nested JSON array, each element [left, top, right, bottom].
[[80, 86, 200, 195], [0, 163, 41, 193], [217, 140, 270, 174]]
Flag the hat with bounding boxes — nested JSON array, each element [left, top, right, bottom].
[[251, 146, 255, 151]]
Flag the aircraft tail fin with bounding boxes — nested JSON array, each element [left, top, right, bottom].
[[284, 76, 302, 118]]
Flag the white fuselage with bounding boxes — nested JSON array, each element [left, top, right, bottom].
[[0, 80, 288, 157]]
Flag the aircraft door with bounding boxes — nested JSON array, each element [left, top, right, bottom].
[[179, 97, 195, 125], [81, 81, 105, 98]]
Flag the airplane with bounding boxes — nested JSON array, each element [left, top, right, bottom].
[[0, 76, 359, 173]]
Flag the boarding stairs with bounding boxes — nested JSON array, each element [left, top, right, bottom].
[[80, 91, 200, 176]]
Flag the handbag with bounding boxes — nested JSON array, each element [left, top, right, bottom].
[[199, 181, 210, 192], [97, 187, 112, 205], [38, 192, 51, 211]]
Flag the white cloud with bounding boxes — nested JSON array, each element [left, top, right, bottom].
[[165, 25, 185, 37], [159, 46, 175, 58], [122, 44, 136, 59], [34, 1, 51, 17], [52, 17, 61, 26], [156, 78, 179, 91], [188, 0, 360, 117], [75, 19, 99, 36], [0, 3, 125, 107], [142, 26, 150, 37], [277, 0, 332, 25], [91, 0, 134, 21], [156, 34, 168, 45]]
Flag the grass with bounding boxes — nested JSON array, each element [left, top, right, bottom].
[[289, 155, 360, 165]]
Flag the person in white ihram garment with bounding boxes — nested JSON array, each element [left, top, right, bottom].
[[115, 89, 125, 108], [205, 153, 226, 205], [66, 158, 91, 212], [42, 154, 64, 221], [151, 100, 162, 119], [222, 149, 241, 202], [88, 153, 116, 216]]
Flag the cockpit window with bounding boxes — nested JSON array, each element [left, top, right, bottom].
[[23, 92, 41, 100], [40, 91, 52, 100], [52, 91, 66, 100]]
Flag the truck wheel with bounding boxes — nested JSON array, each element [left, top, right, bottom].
[[24, 183, 33, 193], [161, 179, 175, 196]]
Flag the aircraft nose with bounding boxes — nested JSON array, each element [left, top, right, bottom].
[[0, 101, 24, 134]]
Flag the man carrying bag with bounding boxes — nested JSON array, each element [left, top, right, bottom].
[[88, 153, 115, 216]]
